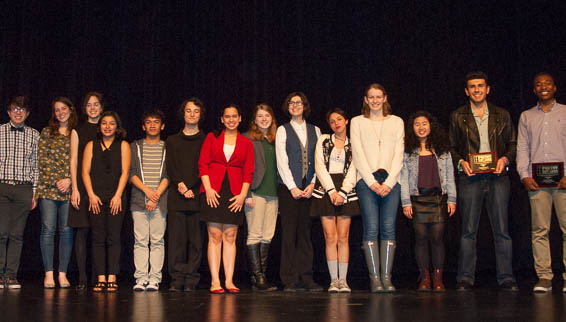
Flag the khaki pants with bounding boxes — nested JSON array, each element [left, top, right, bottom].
[[529, 188, 566, 279], [244, 193, 278, 245]]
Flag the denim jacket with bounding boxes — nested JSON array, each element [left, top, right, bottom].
[[400, 150, 457, 207]]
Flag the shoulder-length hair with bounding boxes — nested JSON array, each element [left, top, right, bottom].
[[361, 83, 392, 118], [177, 97, 205, 124], [82, 91, 104, 115], [97, 110, 127, 140], [49, 97, 78, 137], [248, 103, 277, 143], [404, 110, 449, 155], [281, 92, 311, 119]]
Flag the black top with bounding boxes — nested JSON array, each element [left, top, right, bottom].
[[91, 139, 122, 202], [418, 155, 441, 189], [166, 130, 205, 212], [68, 121, 99, 227]]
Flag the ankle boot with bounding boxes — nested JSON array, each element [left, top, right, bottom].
[[362, 241, 383, 292], [247, 244, 267, 290], [432, 269, 445, 292], [380, 240, 396, 292], [418, 269, 431, 292], [259, 242, 277, 291]]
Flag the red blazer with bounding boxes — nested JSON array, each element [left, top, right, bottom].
[[199, 131, 254, 195]]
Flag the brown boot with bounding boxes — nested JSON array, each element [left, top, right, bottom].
[[432, 269, 445, 292], [418, 269, 431, 292]]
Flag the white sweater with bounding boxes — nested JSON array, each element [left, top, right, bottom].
[[350, 114, 404, 189]]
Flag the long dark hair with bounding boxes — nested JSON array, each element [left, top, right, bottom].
[[213, 104, 241, 137], [404, 110, 449, 155], [49, 97, 78, 137], [96, 111, 127, 140]]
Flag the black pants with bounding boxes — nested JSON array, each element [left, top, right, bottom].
[[167, 210, 202, 287], [277, 184, 314, 286], [0, 183, 32, 278], [90, 202, 124, 276]]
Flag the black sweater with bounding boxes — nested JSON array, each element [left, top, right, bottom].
[[166, 130, 205, 212]]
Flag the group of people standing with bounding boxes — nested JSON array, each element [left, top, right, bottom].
[[0, 71, 565, 295]]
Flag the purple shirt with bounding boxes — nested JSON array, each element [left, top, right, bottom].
[[516, 101, 566, 180]]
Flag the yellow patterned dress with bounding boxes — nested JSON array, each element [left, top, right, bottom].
[[35, 127, 71, 201]]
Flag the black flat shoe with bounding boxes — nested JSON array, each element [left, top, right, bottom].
[[76, 282, 87, 291]]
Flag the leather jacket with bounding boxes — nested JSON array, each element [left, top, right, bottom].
[[448, 102, 517, 175]]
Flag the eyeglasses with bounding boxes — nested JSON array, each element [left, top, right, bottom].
[[86, 102, 101, 108], [288, 101, 303, 106], [9, 106, 26, 113]]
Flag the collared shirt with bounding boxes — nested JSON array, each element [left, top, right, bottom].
[[516, 101, 566, 180], [275, 120, 321, 190], [471, 105, 491, 153], [0, 122, 40, 188]]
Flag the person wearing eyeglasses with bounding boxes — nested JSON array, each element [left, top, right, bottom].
[[0, 96, 40, 289], [275, 92, 322, 292], [68, 92, 104, 291]]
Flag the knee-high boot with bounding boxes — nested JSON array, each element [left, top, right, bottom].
[[259, 242, 277, 291], [247, 244, 267, 290], [381, 240, 396, 292], [362, 241, 383, 293]]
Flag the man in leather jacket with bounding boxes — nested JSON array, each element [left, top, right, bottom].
[[448, 71, 518, 291]]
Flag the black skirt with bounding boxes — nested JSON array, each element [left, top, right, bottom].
[[410, 192, 448, 224], [200, 175, 244, 225], [310, 174, 360, 217]]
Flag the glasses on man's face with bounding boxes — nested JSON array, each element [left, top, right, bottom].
[[9, 106, 26, 113], [86, 102, 101, 108], [288, 101, 303, 106]]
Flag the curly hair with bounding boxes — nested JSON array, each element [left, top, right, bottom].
[[404, 110, 449, 155]]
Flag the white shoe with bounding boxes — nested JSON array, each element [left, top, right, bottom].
[[133, 282, 146, 291], [338, 279, 351, 293], [146, 283, 159, 292], [328, 279, 340, 293]]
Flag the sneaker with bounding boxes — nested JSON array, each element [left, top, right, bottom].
[[5, 278, 21, 289], [500, 280, 519, 292], [533, 279, 552, 293], [328, 279, 340, 293], [133, 282, 146, 292], [0, 276, 4, 289], [563, 280, 566, 293], [146, 283, 159, 292], [338, 279, 351, 293]]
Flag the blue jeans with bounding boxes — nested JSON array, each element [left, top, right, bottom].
[[456, 174, 514, 285], [39, 198, 73, 272], [356, 173, 400, 241]]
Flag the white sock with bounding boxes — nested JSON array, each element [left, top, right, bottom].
[[327, 260, 338, 280], [338, 262, 348, 280]]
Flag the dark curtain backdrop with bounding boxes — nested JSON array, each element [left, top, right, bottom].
[[2, 0, 566, 283]]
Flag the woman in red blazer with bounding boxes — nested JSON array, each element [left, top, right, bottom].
[[199, 104, 254, 293]]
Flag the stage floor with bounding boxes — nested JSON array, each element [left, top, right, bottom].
[[1, 278, 564, 322]]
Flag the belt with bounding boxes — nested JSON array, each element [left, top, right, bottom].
[[0, 180, 32, 185]]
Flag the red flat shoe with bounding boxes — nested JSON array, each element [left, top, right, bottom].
[[226, 288, 240, 294], [210, 288, 225, 294]]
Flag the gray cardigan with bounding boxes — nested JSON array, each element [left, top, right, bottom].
[[129, 139, 168, 212], [243, 132, 266, 197]]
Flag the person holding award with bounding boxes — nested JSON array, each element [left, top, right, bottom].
[[517, 72, 566, 293], [448, 71, 518, 291]]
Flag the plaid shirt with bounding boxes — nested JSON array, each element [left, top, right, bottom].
[[0, 122, 40, 188]]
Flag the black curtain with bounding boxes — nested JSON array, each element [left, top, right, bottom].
[[2, 0, 566, 280]]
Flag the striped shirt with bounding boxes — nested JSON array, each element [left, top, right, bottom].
[[0, 122, 40, 188], [142, 140, 165, 190]]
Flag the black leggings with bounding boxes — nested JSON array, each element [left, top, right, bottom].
[[414, 222, 445, 270], [74, 227, 89, 283]]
